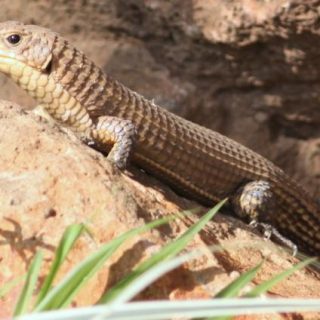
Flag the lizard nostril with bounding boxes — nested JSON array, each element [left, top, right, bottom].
[[6, 34, 21, 45]]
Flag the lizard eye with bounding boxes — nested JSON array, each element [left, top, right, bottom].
[[6, 34, 21, 45]]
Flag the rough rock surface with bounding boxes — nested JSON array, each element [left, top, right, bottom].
[[0, 101, 319, 318], [0, 0, 319, 318]]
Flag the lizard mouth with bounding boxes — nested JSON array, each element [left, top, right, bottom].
[[0, 50, 30, 72], [0, 50, 19, 62], [0, 52, 22, 74], [0, 49, 53, 73]]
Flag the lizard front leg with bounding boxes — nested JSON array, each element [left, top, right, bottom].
[[231, 180, 297, 254], [90, 116, 136, 169]]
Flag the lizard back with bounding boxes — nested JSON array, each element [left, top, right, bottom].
[[50, 37, 320, 255]]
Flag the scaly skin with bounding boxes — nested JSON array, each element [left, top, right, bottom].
[[0, 21, 319, 256]]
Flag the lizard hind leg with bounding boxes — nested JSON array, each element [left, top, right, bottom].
[[231, 180, 276, 223], [91, 116, 136, 169], [231, 180, 297, 254]]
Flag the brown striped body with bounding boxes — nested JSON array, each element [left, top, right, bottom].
[[0, 21, 319, 255]]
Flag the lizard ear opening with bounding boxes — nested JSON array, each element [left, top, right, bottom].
[[43, 59, 52, 74], [40, 53, 53, 73]]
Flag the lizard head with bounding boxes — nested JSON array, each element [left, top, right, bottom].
[[0, 21, 56, 74]]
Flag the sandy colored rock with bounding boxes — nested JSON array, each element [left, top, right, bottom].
[[0, 101, 318, 319]]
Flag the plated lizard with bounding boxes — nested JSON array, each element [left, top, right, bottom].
[[0, 21, 319, 256]]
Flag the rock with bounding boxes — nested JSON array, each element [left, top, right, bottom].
[[0, 101, 319, 319]]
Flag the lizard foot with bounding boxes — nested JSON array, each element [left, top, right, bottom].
[[250, 220, 298, 256]]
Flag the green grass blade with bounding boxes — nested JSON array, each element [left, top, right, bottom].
[[35, 223, 87, 305], [207, 262, 263, 320], [208, 258, 316, 320], [33, 215, 174, 312], [100, 199, 227, 304], [245, 257, 317, 298], [14, 299, 320, 320], [215, 261, 263, 299], [0, 275, 26, 299], [109, 244, 223, 306], [13, 251, 43, 316]]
